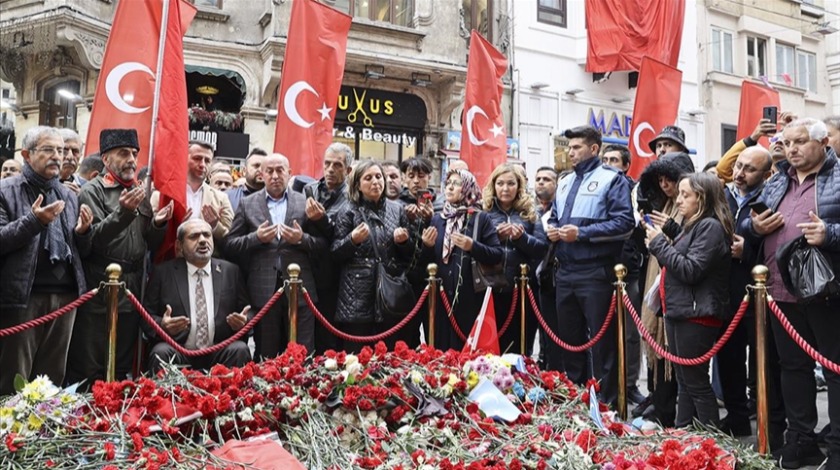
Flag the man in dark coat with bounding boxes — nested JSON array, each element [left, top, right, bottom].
[[224, 153, 325, 357], [0, 126, 93, 394], [303, 143, 352, 354], [749, 118, 840, 469], [142, 220, 251, 373], [65, 128, 173, 388]]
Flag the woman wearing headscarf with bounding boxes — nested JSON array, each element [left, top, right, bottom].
[[421, 169, 503, 351], [481, 164, 547, 354], [332, 160, 413, 352]]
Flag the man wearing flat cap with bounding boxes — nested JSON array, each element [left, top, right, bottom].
[[649, 125, 689, 158], [66, 128, 175, 388]]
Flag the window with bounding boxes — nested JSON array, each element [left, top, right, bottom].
[[776, 44, 795, 85], [463, 0, 492, 39], [324, 0, 414, 27], [721, 124, 738, 156], [537, 0, 566, 27], [188, 0, 222, 8], [797, 50, 817, 92], [746, 36, 767, 77], [1, 89, 9, 99], [711, 28, 733, 74]]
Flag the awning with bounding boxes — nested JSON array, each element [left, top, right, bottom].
[[185, 65, 245, 93]]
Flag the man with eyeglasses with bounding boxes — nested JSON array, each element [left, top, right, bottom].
[[58, 128, 84, 195], [0, 126, 93, 395], [66, 128, 175, 389], [749, 118, 840, 469]]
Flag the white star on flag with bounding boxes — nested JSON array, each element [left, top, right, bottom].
[[317, 103, 333, 121], [489, 123, 504, 138]]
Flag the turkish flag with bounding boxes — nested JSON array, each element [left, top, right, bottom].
[[585, 0, 685, 73], [460, 30, 508, 187], [85, 0, 196, 170], [463, 288, 500, 355], [737, 81, 780, 148], [626, 57, 682, 180], [274, 0, 351, 178]]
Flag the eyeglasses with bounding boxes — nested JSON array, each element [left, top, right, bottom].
[[33, 146, 65, 155]]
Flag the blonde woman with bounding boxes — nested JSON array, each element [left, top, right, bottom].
[[482, 164, 548, 354]]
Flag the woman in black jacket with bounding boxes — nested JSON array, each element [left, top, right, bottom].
[[481, 164, 547, 354], [331, 160, 413, 352], [644, 172, 733, 428], [421, 169, 503, 351]]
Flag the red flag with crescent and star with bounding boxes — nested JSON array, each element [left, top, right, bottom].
[[274, 0, 352, 178], [85, 0, 196, 170], [460, 30, 508, 187], [626, 56, 682, 180], [737, 81, 780, 148]]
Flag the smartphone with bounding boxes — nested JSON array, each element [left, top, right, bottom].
[[416, 188, 432, 200], [643, 214, 653, 226], [763, 106, 778, 125], [637, 197, 653, 214], [749, 200, 771, 214]]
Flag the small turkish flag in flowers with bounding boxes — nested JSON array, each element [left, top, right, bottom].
[[463, 288, 500, 355], [460, 30, 508, 187]]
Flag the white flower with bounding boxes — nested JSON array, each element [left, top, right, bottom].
[[237, 408, 254, 421], [344, 355, 358, 367], [345, 362, 362, 377], [324, 358, 338, 371]]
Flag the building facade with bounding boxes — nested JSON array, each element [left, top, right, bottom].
[[698, 0, 834, 158], [511, 0, 703, 183], [0, 0, 514, 178]]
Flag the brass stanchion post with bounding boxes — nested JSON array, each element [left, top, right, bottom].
[[614, 264, 628, 421], [287, 263, 301, 344], [519, 264, 529, 356], [105, 264, 123, 383], [753, 265, 770, 455], [427, 264, 438, 349]]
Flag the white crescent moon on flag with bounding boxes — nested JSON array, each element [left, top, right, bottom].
[[632, 121, 655, 158], [105, 62, 155, 114], [466, 105, 488, 146], [284, 81, 318, 129]]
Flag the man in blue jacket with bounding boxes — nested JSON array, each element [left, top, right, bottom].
[[547, 125, 635, 406], [750, 118, 840, 470]]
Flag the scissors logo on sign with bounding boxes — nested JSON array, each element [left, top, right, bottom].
[[347, 89, 374, 127]]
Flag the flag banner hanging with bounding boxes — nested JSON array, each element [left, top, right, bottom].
[[626, 56, 683, 180], [273, 0, 352, 178], [737, 81, 781, 148]]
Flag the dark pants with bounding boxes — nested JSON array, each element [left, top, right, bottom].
[[647, 359, 677, 427], [624, 273, 642, 389], [555, 265, 618, 405], [666, 318, 720, 427], [66, 308, 140, 391], [717, 314, 751, 424], [254, 299, 314, 360], [313, 289, 342, 355], [0, 292, 77, 395], [772, 300, 840, 453], [148, 340, 251, 373]]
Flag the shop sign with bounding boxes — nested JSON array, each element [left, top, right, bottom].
[[334, 125, 417, 147], [335, 86, 426, 129], [588, 108, 632, 138], [189, 129, 249, 158]]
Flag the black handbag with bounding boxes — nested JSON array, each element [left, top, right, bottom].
[[362, 209, 417, 317], [470, 211, 509, 293]]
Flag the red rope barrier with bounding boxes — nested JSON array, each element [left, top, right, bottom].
[[625, 292, 749, 366], [497, 286, 519, 337], [304, 287, 429, 343], [439, 288, 468, 342], [527, 286, 616, 353], [0, 288, 100, 337], [767, 298, 840, 376], [126, 287, 284, 357]]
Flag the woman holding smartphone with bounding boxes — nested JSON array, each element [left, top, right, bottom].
[[644, 172, 733, 428]]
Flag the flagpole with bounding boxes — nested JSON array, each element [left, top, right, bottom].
[[145, 0, 171, 189]]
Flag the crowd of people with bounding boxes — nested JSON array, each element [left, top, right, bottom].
[[1, 113, 839, 469]]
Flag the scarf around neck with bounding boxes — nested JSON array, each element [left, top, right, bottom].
[[22, 163, 72, 263]]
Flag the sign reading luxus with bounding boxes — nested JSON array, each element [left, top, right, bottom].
[[588, 108, 632, 138], [334, 86, 426, 130]]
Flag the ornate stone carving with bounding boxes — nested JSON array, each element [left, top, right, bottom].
[[415, 0, 435, 27], [72, 30, 105, 69]]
